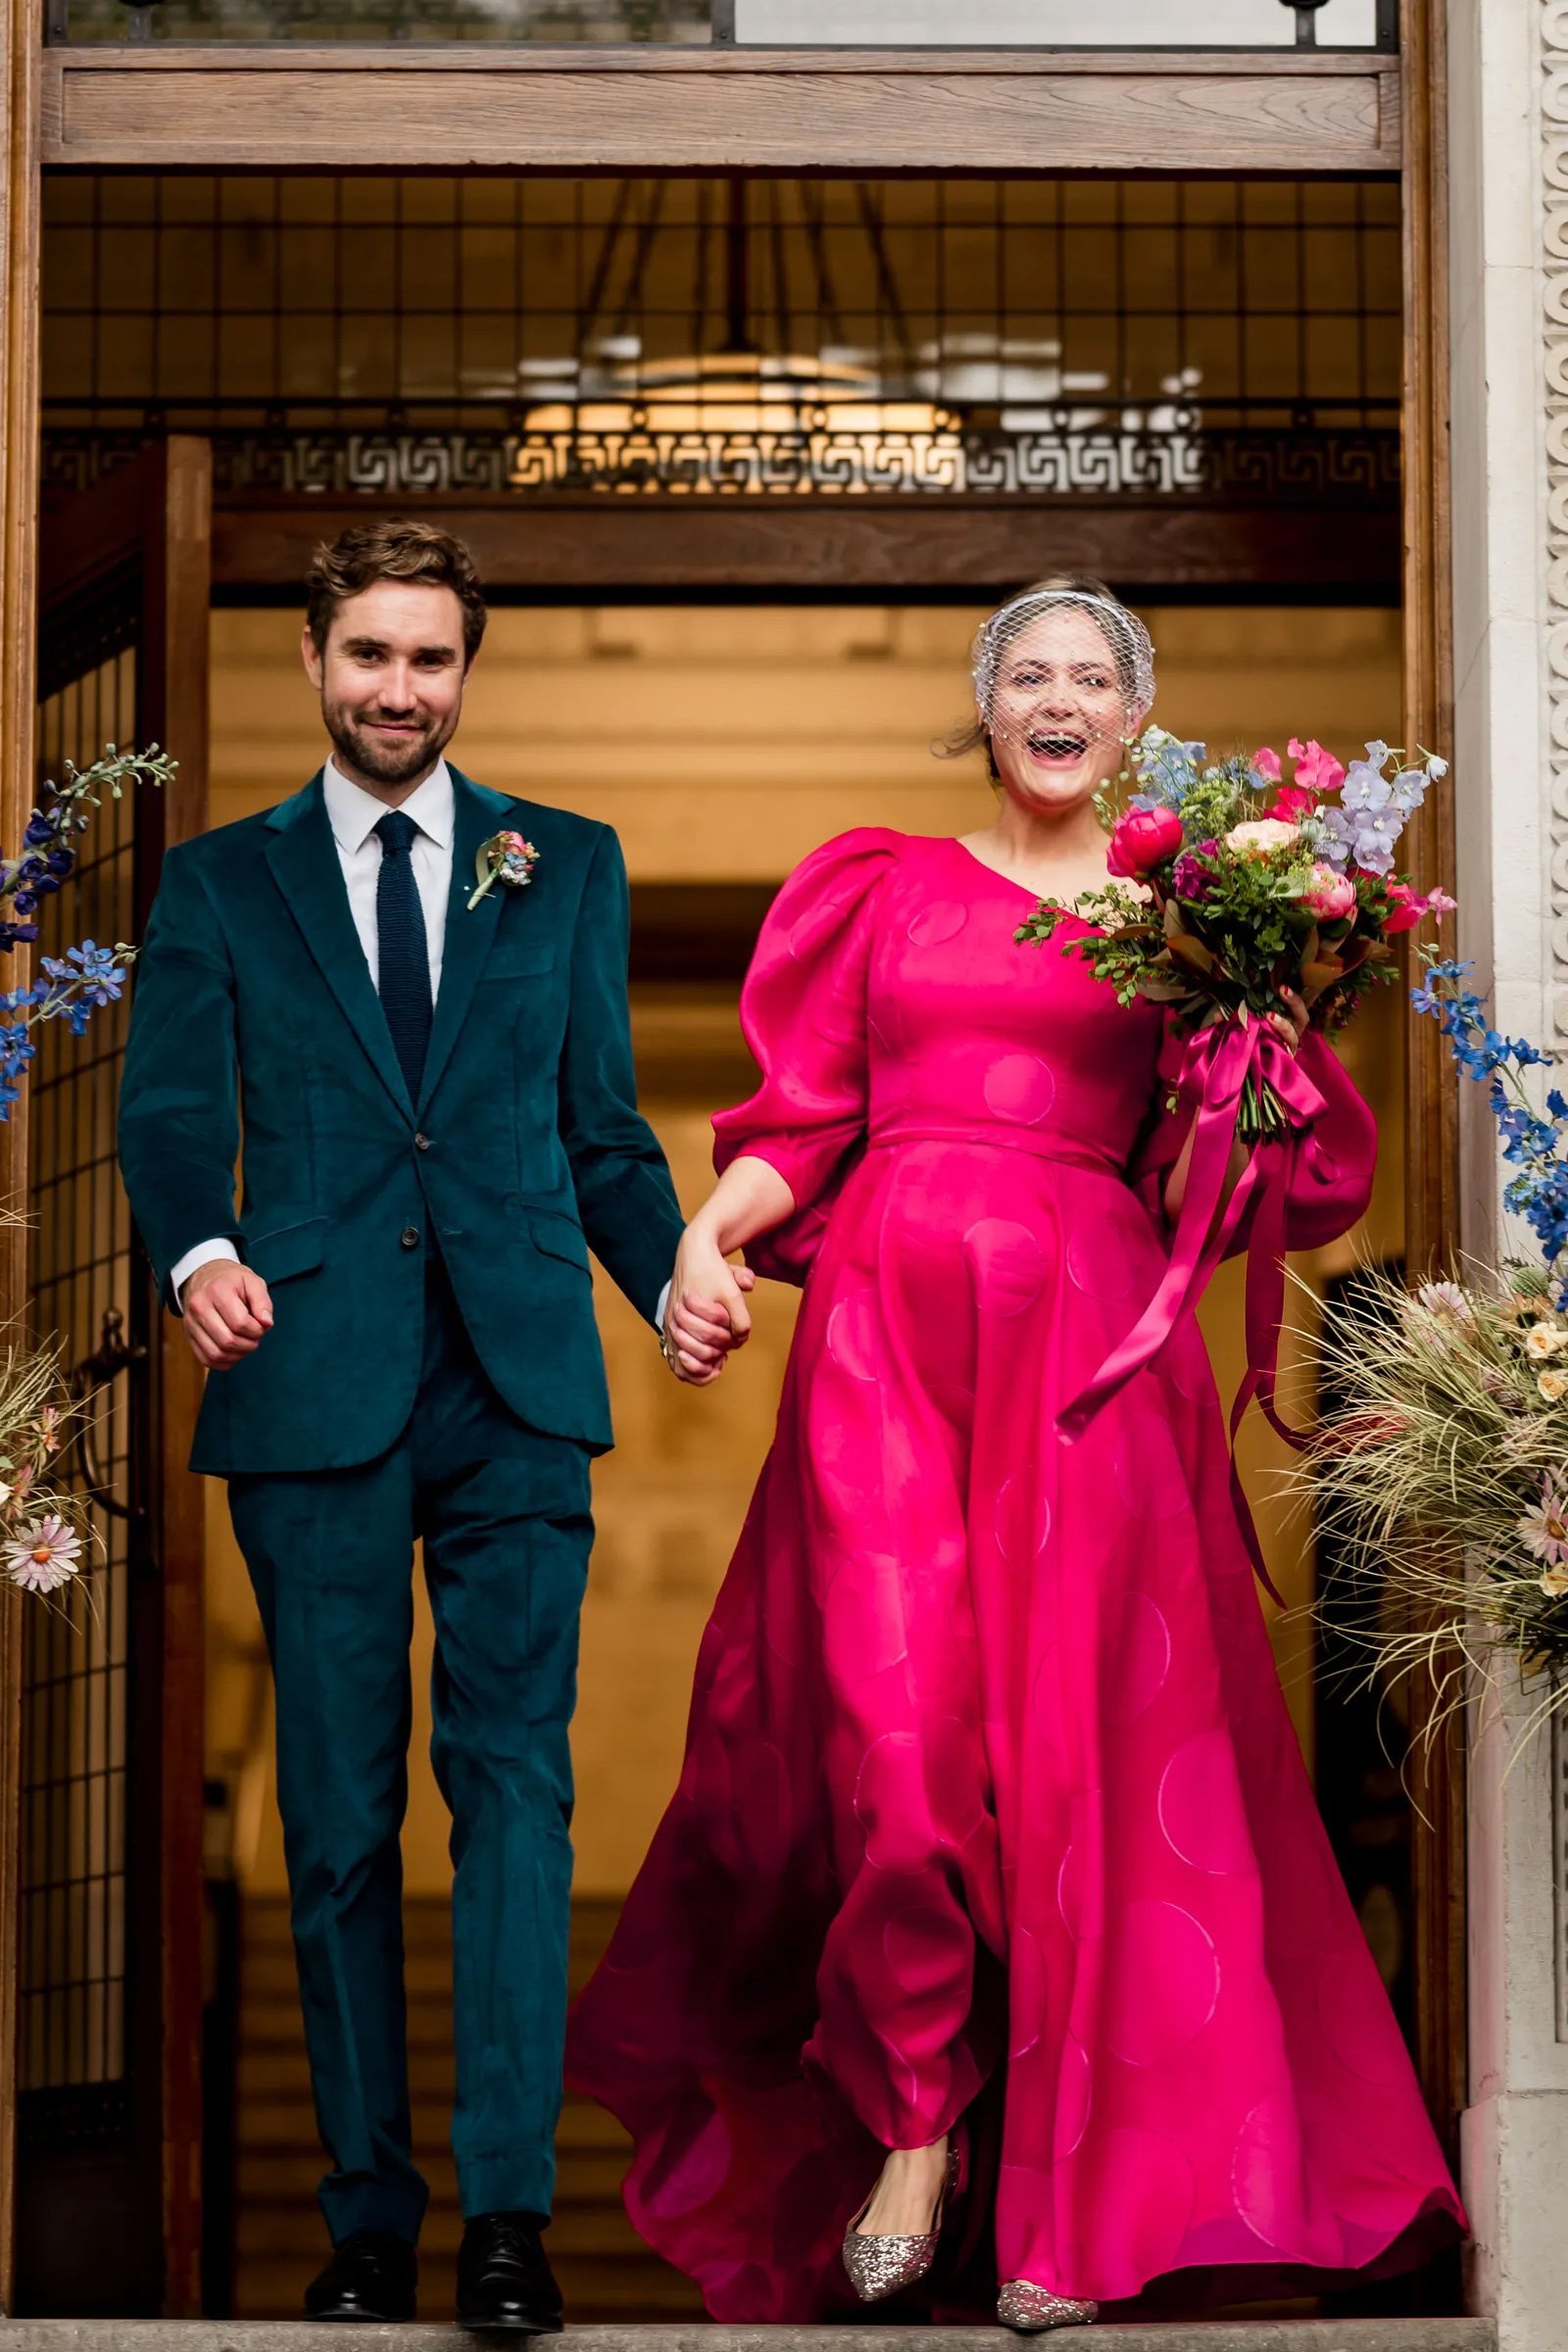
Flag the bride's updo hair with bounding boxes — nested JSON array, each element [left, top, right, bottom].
[[942, 571, 1155, 776]]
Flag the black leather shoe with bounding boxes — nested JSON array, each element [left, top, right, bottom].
[[457, 2212, 564, 2333], [304, 2230, 417, 2322]]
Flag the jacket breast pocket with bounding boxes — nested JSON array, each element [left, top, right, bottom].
[[487, 946, 557, 983], [244, 1214, 329, 1285]]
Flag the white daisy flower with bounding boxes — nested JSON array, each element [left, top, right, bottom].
[[1519, 1475, 1568, 1566], [1415, 1280, 1472, 1319], [4, 1514, 82, 1595]]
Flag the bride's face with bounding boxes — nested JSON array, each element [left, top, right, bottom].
[[985, 607, 1135, 817]]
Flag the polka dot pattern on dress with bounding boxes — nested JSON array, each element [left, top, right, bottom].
[[983, 1052, 1056, 1125], [1108, 1901, 1220, 2066]]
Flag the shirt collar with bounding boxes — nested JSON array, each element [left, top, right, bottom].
[[322, 757, 455, 856]]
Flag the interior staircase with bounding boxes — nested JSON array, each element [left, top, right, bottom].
[[228, 1893, 702, 2325]]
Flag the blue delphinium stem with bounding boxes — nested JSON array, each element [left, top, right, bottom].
[[0, 745, 173, 1120], [1411, 952, 1568, 1284]]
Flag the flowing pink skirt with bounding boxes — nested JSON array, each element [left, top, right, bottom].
[[568, 1133, 1464, 2317]]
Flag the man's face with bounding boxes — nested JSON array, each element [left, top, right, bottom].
[[302, 579, 471, 793]]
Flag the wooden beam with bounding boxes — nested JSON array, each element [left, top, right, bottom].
[[40, 46, 1400, 173], [0, 0, 40, 2312], [211, 495, 1400, 598]]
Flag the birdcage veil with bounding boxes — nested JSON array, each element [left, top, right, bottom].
[[970, 585, 1156, 738]]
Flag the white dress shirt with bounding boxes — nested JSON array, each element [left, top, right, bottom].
[[170, 759, 453, 1300], [171, 759, 677, 1332]]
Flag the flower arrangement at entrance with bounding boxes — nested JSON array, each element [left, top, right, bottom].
[[0, 742, 175, 1118], [0, 1336, 81, 1599], [1303, 955, 1568, 1744], [0, 741, 173, 1603], [1016, 727, 1454, 1144]]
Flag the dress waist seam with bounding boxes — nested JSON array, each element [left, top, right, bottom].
[[864, 1125, 1129, 1183]]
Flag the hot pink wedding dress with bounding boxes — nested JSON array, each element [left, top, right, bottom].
[[567, 827, 1464, 2317]]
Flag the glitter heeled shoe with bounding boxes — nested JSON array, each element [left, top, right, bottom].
[[840, 2141, 962, 2304], [997, 2280, 1100, 2331]]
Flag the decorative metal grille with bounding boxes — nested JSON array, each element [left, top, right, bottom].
[[40, 174, 1401, 505], [18, 620, 142, 2143]]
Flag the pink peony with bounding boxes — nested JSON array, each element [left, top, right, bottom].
[[1288, 735, 1348, 796], [1298, 861, 1357, 921], [1252, 747, 1282, 783], [1224, 816, 1300, 859], [1106, 805, 1184, 878]]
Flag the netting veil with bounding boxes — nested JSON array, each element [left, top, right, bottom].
[[969, 589, 1157, 745]]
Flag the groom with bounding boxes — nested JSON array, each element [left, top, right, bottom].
[[119, 519, 728, 2328]]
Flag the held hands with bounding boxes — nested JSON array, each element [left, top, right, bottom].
[[662, 1224, 757, 1387], [179, 1258, 274, 1370]]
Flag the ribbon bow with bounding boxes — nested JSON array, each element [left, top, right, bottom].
[[1057, 1014, 1327, 1600]]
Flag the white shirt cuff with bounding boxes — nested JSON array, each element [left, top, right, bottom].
[[656, 1278, 672, 1332], [171, 1237, 240, 1308]]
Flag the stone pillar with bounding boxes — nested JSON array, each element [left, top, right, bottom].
[[1448, 6, 1568, 2346]]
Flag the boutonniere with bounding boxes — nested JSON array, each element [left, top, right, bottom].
[[468, 830, 540, 910]]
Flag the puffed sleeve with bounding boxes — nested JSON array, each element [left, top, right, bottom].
[[1130, 1018, 1378, 1252], [712, 826, 903, 1285]]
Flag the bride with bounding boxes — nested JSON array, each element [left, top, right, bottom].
[[568, 575, 1465, 2327]]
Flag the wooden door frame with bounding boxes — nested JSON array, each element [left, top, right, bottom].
[[1, 1, 1458, 2317], [2, 438, 210, 2320], [0, 0, 42, 2314], [1397, 0, 1465, 2200]]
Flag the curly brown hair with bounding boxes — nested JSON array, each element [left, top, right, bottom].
[[306, 518, 488, 667]]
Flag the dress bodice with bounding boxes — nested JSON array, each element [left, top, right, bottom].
[[856, 834, 1162, 1176], [713, 826, 1374, 1288]]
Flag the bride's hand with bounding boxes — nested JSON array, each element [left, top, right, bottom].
[[662, 1225, 757, 1386], [1268, 985, 1310, 1054]]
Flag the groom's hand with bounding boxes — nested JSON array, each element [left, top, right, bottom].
[[179, 1259, 275, 1370], [662, 1226, 756, 1387]]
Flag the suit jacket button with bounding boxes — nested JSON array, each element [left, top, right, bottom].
[[415, 1133, 431, 1152], [401, 1226, 420, 1250]]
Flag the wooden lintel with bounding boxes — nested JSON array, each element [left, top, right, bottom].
[[207, 494, 1399, 597], [40, 46, 1401, 174]]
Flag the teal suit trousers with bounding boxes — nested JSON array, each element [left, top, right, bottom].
[[228, 1257, 591, 2243]]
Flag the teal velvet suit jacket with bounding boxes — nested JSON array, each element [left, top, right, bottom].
[[118, 767, 686, 1476]]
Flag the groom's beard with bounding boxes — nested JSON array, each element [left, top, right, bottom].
[[323, 701, 458, 790]]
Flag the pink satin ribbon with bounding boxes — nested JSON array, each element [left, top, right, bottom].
[[1057, 1015, 1328, 1602]]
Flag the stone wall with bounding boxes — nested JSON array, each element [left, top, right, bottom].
[[1448, 5, 1568, 2345]]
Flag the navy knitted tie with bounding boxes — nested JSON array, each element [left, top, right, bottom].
[[374, 809, 432, 1099]]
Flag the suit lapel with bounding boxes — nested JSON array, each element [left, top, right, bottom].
[[416, 769, 513, 1115], [264, 775, 415, 1122]]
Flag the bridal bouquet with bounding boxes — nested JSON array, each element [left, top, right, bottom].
[[1016, 728, 1454, 1143], [1305, 956, 1568, 1744]]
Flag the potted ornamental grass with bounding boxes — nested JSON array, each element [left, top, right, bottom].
[[1303, 953, 1568, 1750]]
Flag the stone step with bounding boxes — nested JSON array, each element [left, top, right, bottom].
[[0, 2321, 1500, 2349]]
